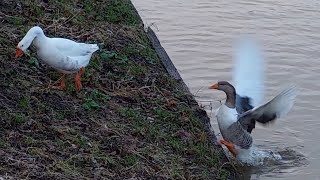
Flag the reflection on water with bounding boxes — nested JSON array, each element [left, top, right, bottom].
[[132, 0, 320, 179]]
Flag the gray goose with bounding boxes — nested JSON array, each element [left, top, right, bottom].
[[209, 81, 297, 157], [209, 38, 298, 157]]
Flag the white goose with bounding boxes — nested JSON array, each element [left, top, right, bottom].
[[209, 38, 298, 157], [15, 26, 99, 92]]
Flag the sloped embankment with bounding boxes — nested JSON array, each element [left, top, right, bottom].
[[0, 0, 236, 179]]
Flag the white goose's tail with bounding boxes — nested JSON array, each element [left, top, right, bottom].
[[86, 44, 99, 53]]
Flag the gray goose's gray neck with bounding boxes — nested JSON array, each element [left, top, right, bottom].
[[223, 85, 236, 108], [225, 92, 236, 108]]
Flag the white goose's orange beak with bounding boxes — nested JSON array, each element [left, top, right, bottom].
[[15, 47, 24, 59], [209, 83, 219, 89]]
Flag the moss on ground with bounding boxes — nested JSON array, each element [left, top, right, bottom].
[[0, 0, 236, 179]]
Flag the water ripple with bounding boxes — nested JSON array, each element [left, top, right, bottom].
[[132, 0, 320, 178]]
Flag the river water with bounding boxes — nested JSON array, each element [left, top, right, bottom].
[[132, 1, 320, 179]]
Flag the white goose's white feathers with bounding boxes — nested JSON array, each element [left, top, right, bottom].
[[17, 26, 99, 74]]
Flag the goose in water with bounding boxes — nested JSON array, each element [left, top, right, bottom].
[[209, 81, 297, 157], [209, 38, 298, 157]]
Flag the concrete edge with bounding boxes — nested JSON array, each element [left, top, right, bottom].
[[131, 2, 224, 146], [145, 27, 219, 145], [129, 2, 241, 179], [147, 27, 220, 143], [129, 1, 222, 147], [129, 2, 242, 179]]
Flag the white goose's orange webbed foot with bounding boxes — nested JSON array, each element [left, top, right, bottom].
[[220, 139, 238, 157], [49, 74, 66, 90], [75, 67, 85, 92]]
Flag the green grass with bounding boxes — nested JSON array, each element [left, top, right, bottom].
[[129, 64, 147, 76], [124, 43, 159, 64], [100, 51, 129, 63], [82, 90, 111, 110], [118, 107, 139, 118], [0, 139, 8, 148], [19, 96, 30, 109], [77, 135, 88, 148], [168, 137, 184, 153], [25, 136, 35, 146], [6, 16, 25, 25], [12, 113, 27, 124], [153, 107, 177, 123], [82, 98, 99, 110], [124, 154, 138, 166], [104, 0, 139, 25], [55, 160, 81, 176], [55, 111, 65, 120]]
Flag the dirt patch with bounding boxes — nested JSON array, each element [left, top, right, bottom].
[[0, 0, 237, 179]]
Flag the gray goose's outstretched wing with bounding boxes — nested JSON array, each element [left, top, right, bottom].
[[238, 85, 298, 128]]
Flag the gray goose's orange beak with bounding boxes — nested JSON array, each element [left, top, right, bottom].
[[15, 47, 24, 59], [209, 83, 219, 89]]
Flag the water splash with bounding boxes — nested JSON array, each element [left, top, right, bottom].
[[216, 133, 282, 166], [218, 140, 308, 179], [236, 146, 282, 166], [234, 146, 308, 179]]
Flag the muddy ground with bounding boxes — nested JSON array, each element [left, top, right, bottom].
[[0, 0, 236, 179]]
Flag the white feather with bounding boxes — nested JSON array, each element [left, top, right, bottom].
[[232, 37, 265, 107], [17, 26, 99, 74]]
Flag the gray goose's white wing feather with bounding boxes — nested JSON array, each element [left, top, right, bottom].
[[233, 37, 265, 112], [233, 38, 265, 133]]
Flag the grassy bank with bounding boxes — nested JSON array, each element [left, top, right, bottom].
[[0, 0, 235, 179]]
